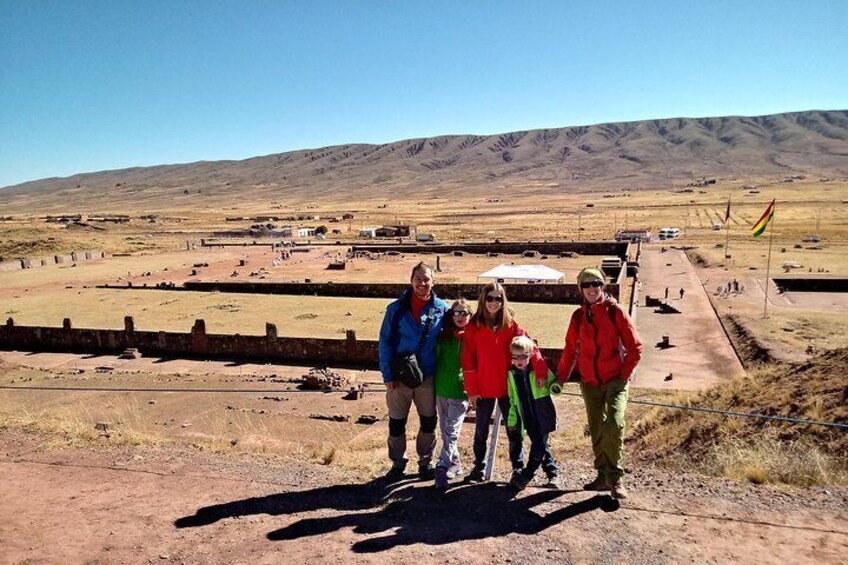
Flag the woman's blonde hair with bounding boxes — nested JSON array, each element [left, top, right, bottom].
[[471, 282, 513, 331]]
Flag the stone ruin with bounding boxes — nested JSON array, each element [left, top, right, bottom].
[[302, 367, 351, 390]]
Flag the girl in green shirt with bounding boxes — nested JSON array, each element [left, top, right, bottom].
[[434, 298, 471, 490]]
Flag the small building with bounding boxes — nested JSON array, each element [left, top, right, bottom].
[[297, 227, 315, 238], [375, 226, 400, 238], [615, 229, 651, 242], [377, 224, 416, 238], [359, 227, 377, 238]]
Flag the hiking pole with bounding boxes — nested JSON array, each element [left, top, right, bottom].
[[483, 403, 502, 482]]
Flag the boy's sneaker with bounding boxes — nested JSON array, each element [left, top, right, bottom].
[[447, 458, 463, 479], [464, 466, 485, 483], [546, 473, 563, 490], [611, 481, 629, 499], [385, 466, 406, 483], [434, 467, 449, 490], [509, 471, 531, 492], [418, 464, 435, 481], [583, 474, 610, 491]]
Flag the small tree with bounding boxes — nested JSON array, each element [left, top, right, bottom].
[[315, 225, 328, 236]]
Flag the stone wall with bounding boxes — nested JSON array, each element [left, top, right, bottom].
[[772, 277, 848, 293], [352, 241, 630, 257], [4, 250, 107, 270], [0, 317, 563, 375], [0, 260, 24, 272], [180, 281, 621, 303]]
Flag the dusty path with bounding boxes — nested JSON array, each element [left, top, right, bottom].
[[1, 430, 845, 565], [633, 246, 744, 389]]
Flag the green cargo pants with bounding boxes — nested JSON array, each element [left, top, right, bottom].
[[581, 378, 629, 482]]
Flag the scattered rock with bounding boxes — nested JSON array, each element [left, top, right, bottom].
[[309, 413, 350, 422], [356, 414, 379, 425], [302, 368, 350, 390]]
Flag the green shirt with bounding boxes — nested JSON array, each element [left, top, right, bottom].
[[434, 336, 467, 400]]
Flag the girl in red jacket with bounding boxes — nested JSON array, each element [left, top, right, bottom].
[[557, 266, 643, 499], [461, 282, 547, 482]]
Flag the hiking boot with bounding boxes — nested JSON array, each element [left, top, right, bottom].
[[611, 481, 629, 499], [434, 467, 449, 490], [418, 464, 435, 481], [464, 466, 485, 483], [447, 458, 463, 479], [385, 466, 406, 483], [583, 474, 610, 491], [509, 471, 531, 492]]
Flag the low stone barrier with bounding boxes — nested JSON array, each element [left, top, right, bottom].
[[0, 316, 564, 375]]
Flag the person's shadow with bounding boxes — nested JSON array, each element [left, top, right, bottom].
[[175, 477, 617, 553]]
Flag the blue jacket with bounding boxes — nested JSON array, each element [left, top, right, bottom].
[[378, 288, 449, 383]]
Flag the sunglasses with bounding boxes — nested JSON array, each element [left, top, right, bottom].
[[511, 353, 530, 360], [453, 310, 471, 317], [485, 295, 504, 303], [580, 280, 604, 289]]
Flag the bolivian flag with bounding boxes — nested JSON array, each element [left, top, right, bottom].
[[752, 199, 775, 237]]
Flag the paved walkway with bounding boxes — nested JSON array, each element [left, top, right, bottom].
[[631, 247, 744, 390]]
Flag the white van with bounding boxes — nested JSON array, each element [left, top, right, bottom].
[[658, 227, 681, 240]]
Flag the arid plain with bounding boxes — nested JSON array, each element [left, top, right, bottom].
[[1, 112, 847, 563]]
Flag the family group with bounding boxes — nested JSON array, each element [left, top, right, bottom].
[[378, 261, 643, 499]]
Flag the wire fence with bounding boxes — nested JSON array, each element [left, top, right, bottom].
[[1, 384, 845, 431]]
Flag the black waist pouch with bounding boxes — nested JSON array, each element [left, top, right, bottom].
[[391, 352, 424, 389]]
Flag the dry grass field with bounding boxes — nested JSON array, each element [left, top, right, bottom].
[[3, 175, 846, 356]]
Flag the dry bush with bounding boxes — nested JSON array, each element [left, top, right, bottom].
[[628, 349, 848, 486], [706, 437, 846, 486], [0, 399, 163, 448]]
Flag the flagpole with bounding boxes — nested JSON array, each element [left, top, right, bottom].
[[763, 202, 776, 319], [724, 197, 732, 260]]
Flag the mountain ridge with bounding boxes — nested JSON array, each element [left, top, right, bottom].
[[2, 109, 847, 211]]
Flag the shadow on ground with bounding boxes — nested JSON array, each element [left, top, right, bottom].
[[175, 477, 618, 553]]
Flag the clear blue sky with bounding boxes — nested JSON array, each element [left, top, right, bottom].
[[1, 0, 846, 188]]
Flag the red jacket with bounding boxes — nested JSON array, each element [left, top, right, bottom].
[[462, 320, 547, 398], [556, 295, 643, 387]]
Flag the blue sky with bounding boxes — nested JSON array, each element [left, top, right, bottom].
[[1, 0, 846, 188]]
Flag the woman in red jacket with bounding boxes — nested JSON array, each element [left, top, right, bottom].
[[557, 267, 643, 499], [461, 282, 547, 482]]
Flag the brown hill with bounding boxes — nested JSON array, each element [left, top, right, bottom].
[[629, 348, 848, 485], [1, 109, 847, 213]]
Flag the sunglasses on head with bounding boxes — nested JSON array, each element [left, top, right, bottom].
[[580, 280, 604, 289], [485, 295, 504, 303]]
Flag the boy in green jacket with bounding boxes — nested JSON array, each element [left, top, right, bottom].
[[507, 336, 560, 491]]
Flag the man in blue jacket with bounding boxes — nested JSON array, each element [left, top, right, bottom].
[[379, 261, 449, 481]]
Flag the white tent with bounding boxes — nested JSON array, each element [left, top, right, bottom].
[[478, 264, 565, 283]]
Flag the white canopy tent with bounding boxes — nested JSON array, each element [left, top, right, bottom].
[[477, 264, 565, 283]]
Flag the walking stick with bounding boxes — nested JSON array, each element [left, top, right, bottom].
[[483, 403, 502, 482]]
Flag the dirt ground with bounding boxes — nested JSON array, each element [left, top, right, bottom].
[[1, 428, 846, 565]]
